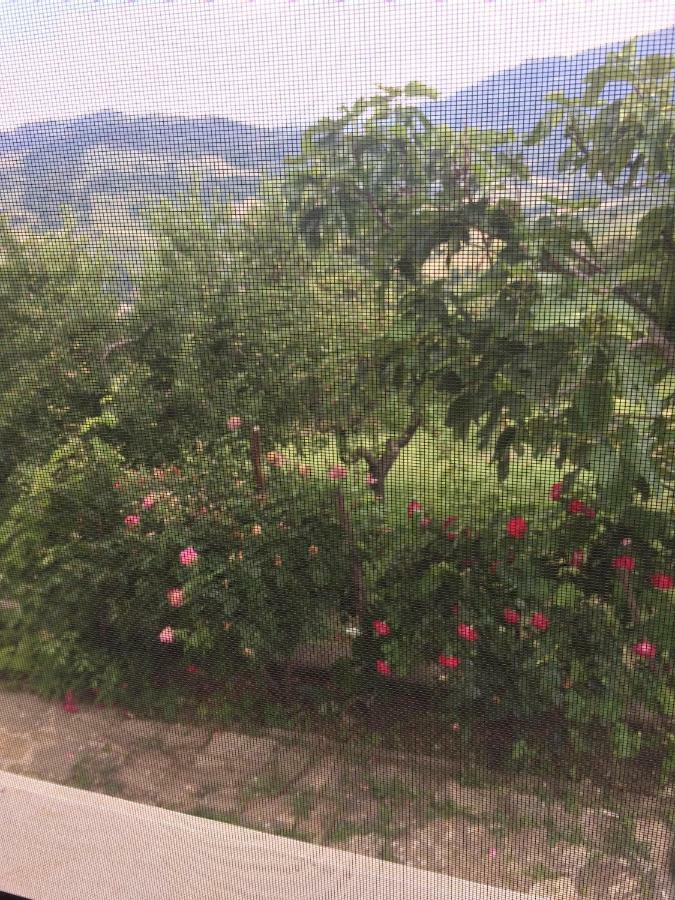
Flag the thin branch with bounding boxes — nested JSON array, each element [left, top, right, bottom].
[[101, 324, 154, 363], [531, 245, 675, 370], [361, 189, 394, 233]]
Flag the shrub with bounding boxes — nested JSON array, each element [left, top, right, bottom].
[[356, 484, 674, 765], [0, 414, 364, 699]]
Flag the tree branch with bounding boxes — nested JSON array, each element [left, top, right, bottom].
[[532, 245, 675, 370], [102, 324, 154, 363], [360, 189, 394, 233]]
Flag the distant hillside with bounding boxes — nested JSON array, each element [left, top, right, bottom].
[[0, 25, 671, 239]]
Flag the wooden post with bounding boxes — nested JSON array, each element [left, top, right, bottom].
[[249, 426, 267, 500], [335, 488, 367, 621]]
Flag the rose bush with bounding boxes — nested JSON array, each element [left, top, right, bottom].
[[354, 483, 673, 768], [0, 415, 366, 700]]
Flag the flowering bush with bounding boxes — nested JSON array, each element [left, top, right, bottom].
[[0, 418, 357, 698], [356, 486, 674, 765]]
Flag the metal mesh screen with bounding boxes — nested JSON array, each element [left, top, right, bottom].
[[0, 2, 673, 898]]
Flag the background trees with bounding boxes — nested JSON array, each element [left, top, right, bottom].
[[0, 39, 672, 770]]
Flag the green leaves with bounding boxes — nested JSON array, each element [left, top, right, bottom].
[[522, 108, 565, 147], [612, 722, 643, 760]]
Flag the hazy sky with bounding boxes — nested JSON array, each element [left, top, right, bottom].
[[0, 0, 673, 130]]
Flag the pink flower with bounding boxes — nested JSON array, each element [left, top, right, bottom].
[[612, 555, 635, 572], [503, 608, 520, 625], [373, 620, 391, 637], [621, 537, 632, 548], [124, 514, 141, 528], [632, 640, 657, 659], [227, 416, 242, 432], [179, 546, 199, 566], [366, 473, 378, 486], [141, 495, 156, 509], [549, 482, 563, 501], [457, 623, 478, 642], [650, 573, 674, 591], [438, 654, 460, 669], [62, 690, 79, 714], [185, 664, 200, 675], [158, 626, 175, 644], [570, 549, 585, 568], [113, 481, 121, 490], [530, 612, 550, 632], [567, 499, 585, 516], [328, 465, 348, 480], [407, 500, 423, 518], [167, 588, 184, 608], [376, 659, 391, 676], [506, 516, 528, 539], [419, 517, 432, 528]]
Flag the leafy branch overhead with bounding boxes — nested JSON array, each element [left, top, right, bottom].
[[284, 47, 675, 506]]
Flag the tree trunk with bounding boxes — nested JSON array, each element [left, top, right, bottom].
[[249, 425, 267, 500], [335, 488, 367, 620]]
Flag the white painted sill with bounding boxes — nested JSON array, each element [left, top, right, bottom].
[[0, 771, 539, 900]]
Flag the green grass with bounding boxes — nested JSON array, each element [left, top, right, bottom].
[[282, 424, 571, 540], [193, 807, 242, 826], [291, 788, 316, 821], [325, 820, 369, 845]]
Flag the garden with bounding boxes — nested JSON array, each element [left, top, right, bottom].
[[0, 38, 673, 898]]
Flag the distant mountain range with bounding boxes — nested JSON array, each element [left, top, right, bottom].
[[0, 25, 672, 235]]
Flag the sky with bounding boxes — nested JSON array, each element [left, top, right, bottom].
[[0, 0, 673, 131]]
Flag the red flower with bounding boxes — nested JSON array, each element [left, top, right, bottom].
[[185, 664, 201, 675], [650, 573, 674, 591], [506, 517, 528, 539], [612, 555, 635, 572], [584, 506, 596, 520], [570, 549, 585, 569], [567, 499, 585, 516], [446, 531, 458, 541], [549, 482, 563, 501], [419, 517, 432, 528], [438, 654, 460, 669], [124, 514, 141, 528], [113, 481, 121, 490], [328, 464, 347, 480], [373, 620, 391, 637], [503, 608, 520, 625], [376, 659, 391, 676], [457, 623, 478, 642], [62, 690, 79, 714], [407, 500, 423, 518], [443, 515, 459, 529], [632, 640, 657, 659], [530, 612, 550, 632]]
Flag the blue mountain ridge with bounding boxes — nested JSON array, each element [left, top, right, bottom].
[[0, 24, 671, 230]]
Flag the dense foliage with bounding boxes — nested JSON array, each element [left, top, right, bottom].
[[0, 40, 673, 774]]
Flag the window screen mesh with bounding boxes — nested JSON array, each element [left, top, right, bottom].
[[0, 2, 673, 899]]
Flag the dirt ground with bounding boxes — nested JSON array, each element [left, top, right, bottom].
[[0, 686, 672, 900]]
